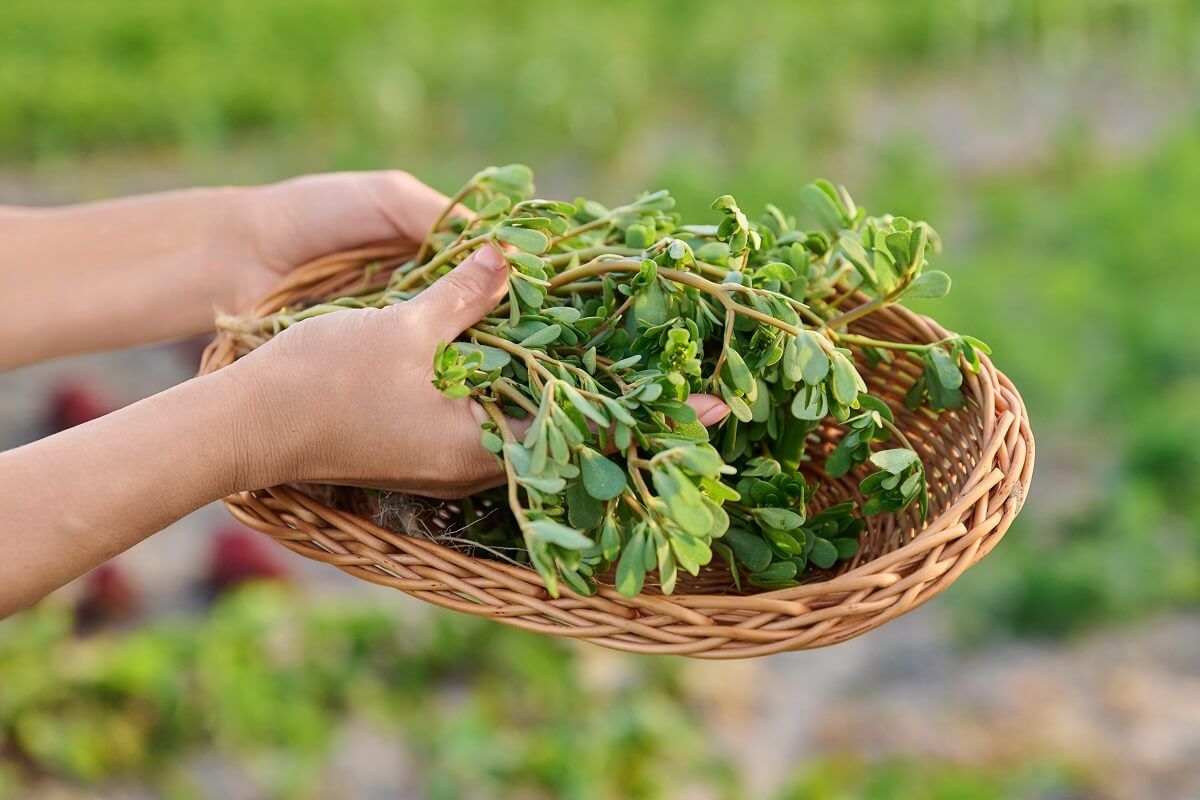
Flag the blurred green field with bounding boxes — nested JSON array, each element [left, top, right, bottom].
[[2, 1, 1199, 797], [0, 586, 1090, 799]]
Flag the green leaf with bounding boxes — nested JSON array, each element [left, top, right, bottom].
[[525, 519, 593, 550], [839, 236, 870, 273], [962, 335, 992, 355], [749, 378, 771, 422], [625, 223, 653, 249], [506, 251, 547, 274], [481, 163, 534, 196], [830, 352, 861, 405], [765, 528, 804, 555], [924, 362, 964, 410], [670, 531, 712, 576], [701, 476, 740, 503], [873, 247, 899, 293], [757, 261, 797, 282], [801, 181, 847, 233], [672, 420, 709, 442], [579, 447, 627, 500], [544, 306, 581, 324], [904, 270, 952, 300], [633, 276, 672, 327], [660, 399, 698, 424], [652, 465, 714, 536], [636, 382, 664, 403], [710, 194, 737, 211], [610, 355, 642, 370], [750, 560, 798, 583], [476, 196, 512, 219], [724, 528, 772, 573], [790, 385, 828, 421], [557, 559, 594, 596], [601, 396, 637, 426], [782, 335, 803, 382], [756, 507, 804, 530], [480, 430, 503, 453], [796, 331, 830, 385], [518, 324, 562, 349], [511, 275, 546, 309], [527, 540, 558, 596], [561, 384, 609, 428], [495, 225, 550, 254], [518, 475, 566, 494], [869, 448, 920, 474], [616, 528, 647, 597], [719, 381, 754, 423], [928, 346, 963, 389], [675, 445, 723, 476], [713, 542, 742, 591], [600, 515, 620, 561], [810, 537, 838, 569], [566, 480, 604, 529], [722, 348, 755, 394], [504, 442, 533, 475], [885, 231, 911, 269], [855, 394, 894, 423], [908, 223, 929, 267], [454, 343, 511, 371], [695, 241, 730, 263], [657, 534, 679, 593], [825, 441, 856, 479], [834, 538, 859, 559]]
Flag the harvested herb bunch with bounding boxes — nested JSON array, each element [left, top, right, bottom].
[[234, 165, 990, 598]]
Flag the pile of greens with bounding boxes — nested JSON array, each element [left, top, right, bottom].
[[253, 165, 988, 598]]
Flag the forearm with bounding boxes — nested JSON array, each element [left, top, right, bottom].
[[0, 364, 283, 618], [0, 188, 253, 369]]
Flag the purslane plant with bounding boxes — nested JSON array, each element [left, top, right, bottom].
[[235, 165, 989, 597]]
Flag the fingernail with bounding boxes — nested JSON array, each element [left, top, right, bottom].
[[472, 242, 506, 271], [698, 401, 731, 427]]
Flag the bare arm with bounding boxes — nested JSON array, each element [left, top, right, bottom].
[[0, 170, 452, 370], [0, 189, 249, 368], [0, 366, 267, 617]]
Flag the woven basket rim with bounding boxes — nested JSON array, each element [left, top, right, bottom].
[[198, 241, 1034, 658]]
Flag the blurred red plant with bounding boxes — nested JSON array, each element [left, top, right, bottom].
[[45, 378, 118, 433], [74, 563, 139, 632], [206, 526, 290, 595]]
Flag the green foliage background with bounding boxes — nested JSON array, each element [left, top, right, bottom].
[[1, 0, 1197, 796]]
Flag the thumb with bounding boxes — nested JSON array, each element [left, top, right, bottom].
[[408, 243, 508, 339]]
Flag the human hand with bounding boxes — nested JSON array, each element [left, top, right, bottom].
[[221, 170, 460, 313], [227, 244, 731, 499]]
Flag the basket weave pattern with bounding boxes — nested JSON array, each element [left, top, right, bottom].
[[199, 243, 1034, 659]]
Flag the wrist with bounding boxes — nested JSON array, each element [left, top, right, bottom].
[[208, 353, 312, 493], [198, 186, 262, 313]]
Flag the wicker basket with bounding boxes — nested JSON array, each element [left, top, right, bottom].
[[199, 241, 1034, 659]]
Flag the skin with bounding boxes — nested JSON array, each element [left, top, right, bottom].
[[0, 172, 730, 619]]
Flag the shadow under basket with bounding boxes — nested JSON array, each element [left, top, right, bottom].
[[199, 245, 1034, 659]]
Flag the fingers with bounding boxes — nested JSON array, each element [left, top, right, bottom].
[[404, 243, 508, 340], [364, 170, 471, 243], [257, 170, 469, 270], [686, 394, 731, 427]]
